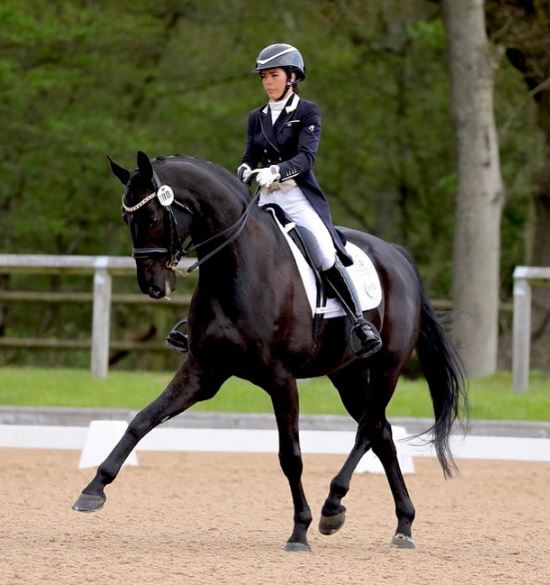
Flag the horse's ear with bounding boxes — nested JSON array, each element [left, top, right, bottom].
[[136, 151, 153, 182], [107, 155, 130, 185]]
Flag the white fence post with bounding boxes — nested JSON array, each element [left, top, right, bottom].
[[512, 275, 531, 393], [91, 257, 112, 378], [0, 254, 195, 378]]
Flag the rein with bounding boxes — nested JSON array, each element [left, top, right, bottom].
[[180, 187, 261, 273], [122, 169, 260, 274]]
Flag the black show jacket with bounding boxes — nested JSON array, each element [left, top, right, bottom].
[[240, 93, 352, 266]]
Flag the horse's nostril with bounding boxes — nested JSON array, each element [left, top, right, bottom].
[[149, 284, 163, 299]]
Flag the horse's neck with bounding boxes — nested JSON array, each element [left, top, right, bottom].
[[195, 208, 274, 293], [192, 186, 244, 238]]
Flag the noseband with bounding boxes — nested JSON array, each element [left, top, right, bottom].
[[122, 169, 260, 274]]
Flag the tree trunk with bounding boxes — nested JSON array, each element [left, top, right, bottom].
[[530, 162, 550, 367], [442, 0, 505, 376], [485, 0, 550, 373]]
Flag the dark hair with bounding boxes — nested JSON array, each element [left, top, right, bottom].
[[284, 67, 301, 94]]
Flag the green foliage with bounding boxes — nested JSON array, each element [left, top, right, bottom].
[[494, 58, 544, 292], [1, 367, 549, 421], [0, 0, 543, 368]]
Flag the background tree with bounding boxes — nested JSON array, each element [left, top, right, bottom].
[[441, 0, 505, 376], [0, 0, 542, 371], [485, 0, 550, 371]]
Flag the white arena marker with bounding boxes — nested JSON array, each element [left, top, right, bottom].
[[78, 420, 138, 469], [355, 426, 415, 474]]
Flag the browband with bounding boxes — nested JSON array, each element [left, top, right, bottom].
[[122, 192, 156, 213]]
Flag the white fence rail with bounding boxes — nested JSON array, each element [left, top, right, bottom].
[[2, 256, 545, 387], [513, 266, 550, 392], [0, 254, 193, 378]]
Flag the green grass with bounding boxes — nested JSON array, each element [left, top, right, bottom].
[[1, 367, 549, 421]]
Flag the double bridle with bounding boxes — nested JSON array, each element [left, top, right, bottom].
[[122, 169, 260, 275]]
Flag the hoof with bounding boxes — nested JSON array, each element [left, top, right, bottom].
[[319, 510, 346, 535], [391, 533, 416, 549], [284, 541, 311, 553], [72, 493, 106, 513]]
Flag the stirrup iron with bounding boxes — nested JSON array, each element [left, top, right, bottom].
[[322, 261, 382, 359], [166, 318, 189, 353], [351, 320, 382, 359]]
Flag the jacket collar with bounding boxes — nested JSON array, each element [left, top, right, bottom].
[[261, 93, 300, 116], [273, 93, 300, 133], [259, 93, 301, 149], [284, 93, 300, 113]]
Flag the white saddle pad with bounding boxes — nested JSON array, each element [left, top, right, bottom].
[[269, 211, 382, 319]]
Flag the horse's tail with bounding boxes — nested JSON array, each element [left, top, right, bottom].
[[395, 245, 469, 478]]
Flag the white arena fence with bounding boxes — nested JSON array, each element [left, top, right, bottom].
[[0, 254, 194, 378], [1, 255, 545, 390]]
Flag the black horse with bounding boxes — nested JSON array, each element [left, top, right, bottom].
[[73, 151, 467, 552]]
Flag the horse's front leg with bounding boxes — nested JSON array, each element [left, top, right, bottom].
[[73, 358, 224, 512], [319, 428, 370, 536], [267, 373, 312, 552]]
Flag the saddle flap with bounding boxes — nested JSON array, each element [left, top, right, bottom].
[[262, 205, 382, 319]]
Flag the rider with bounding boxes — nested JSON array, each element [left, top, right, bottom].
[[237, 43, 382, 358]]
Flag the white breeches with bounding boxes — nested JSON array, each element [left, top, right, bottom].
[[259, 184, 336, 270]]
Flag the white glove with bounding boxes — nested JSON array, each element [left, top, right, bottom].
[[237, 163, 252, 184], [256, 165, 280, 188]]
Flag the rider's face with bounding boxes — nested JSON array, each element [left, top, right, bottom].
[[260, 68, 293, 100]]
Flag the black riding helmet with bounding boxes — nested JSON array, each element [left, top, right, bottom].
[[254, 43, 306, 81]]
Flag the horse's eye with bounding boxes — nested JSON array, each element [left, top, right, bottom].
[[148, 216, 160, 228]]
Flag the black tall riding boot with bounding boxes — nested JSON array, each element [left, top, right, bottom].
[[322, 261, 382, 358]]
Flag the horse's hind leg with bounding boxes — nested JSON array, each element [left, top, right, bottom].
[[320, 368, 416, 548], [318, 364, 369, 535], [319, 429, 370, 536], [73, 359, 224, 512], [370, 416, 416, 548]]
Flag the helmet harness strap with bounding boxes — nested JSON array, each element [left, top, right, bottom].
[[275, 70, 295, 101]]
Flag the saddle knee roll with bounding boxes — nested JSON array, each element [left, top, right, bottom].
[[294, 225, 326, 272]]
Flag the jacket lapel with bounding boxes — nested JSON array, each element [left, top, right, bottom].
[[259, 105, 280, 152], [274, 93, 300, 134]]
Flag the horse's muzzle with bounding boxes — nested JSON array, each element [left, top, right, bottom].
[[136, 260, 176, 300], [147, 284, 166, 299]]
